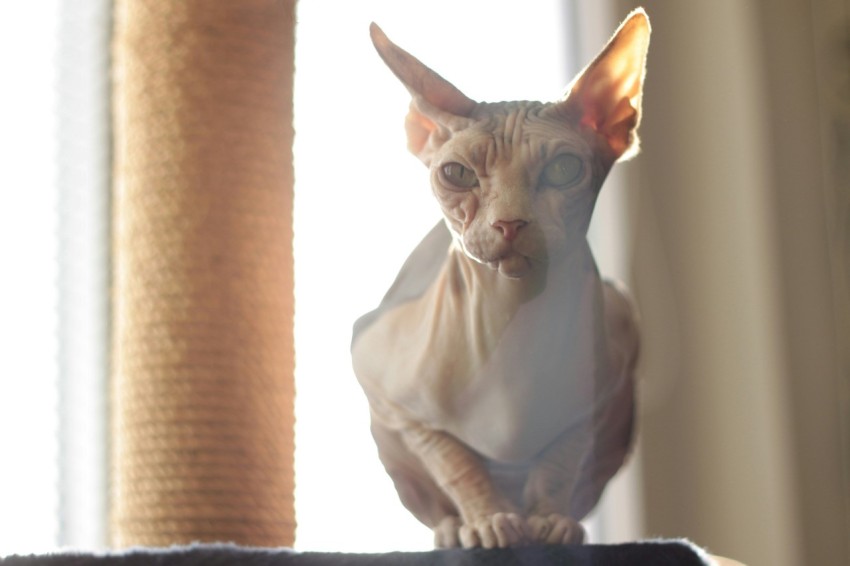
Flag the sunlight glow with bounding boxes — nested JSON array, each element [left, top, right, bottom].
[[0, 2, 60, 555], [292, 0, 569, 551]]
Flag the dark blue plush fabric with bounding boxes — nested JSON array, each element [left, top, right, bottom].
[[1, 540, 711, 566]]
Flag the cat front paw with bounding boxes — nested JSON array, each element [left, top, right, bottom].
[[456, 512, 529, 549], [434, 516, 463, 548], [528, 513, 585, 545]]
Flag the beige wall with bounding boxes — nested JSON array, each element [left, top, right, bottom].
[[611, 1, 849, 564]]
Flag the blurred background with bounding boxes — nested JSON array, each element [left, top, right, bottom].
[[0, 1, 846, 565]]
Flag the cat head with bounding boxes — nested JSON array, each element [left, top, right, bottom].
[[371, 10, 650, 278]]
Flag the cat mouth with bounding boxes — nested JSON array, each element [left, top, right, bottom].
[[486, 253, 533, 279]]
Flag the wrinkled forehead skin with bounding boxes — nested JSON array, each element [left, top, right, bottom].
[[440, 100, 612, 193]]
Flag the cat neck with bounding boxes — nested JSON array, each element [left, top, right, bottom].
[[446, 239, 596, 311]]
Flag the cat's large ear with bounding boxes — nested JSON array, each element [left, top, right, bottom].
[[370, 23, 476, 164], [558, 9, 650, 161]]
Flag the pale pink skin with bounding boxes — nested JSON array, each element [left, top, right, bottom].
[[352, 11, 650, 549]]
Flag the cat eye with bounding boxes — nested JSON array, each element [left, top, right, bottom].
[[541, 154, 583, 188], [441, 162, 479, 189]]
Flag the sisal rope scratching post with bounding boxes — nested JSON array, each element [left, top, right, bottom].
[[111, 1, 296, 547]]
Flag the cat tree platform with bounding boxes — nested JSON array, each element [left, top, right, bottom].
[[1, 540, 717, 566]]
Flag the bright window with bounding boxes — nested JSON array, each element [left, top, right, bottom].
[[292, 0, 574, 551], [0, 1, 111, 554], [0, 2, 61, 555]]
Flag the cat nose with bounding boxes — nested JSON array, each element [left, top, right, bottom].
[[491, 219, 528, 242]]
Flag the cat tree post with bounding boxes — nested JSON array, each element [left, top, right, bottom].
[[110, 0, 296, 547]]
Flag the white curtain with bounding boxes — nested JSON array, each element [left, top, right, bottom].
[[55, 0, 112, 549]]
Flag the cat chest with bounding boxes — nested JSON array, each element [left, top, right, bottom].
[[354, 267, 608, 463]]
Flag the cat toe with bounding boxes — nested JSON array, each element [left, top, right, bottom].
[[528, 514, 552, 541], [529, 513, 585, 545], [433, 516, 462, 548], [458, 513, 529, 549]]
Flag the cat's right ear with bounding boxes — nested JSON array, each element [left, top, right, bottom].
[[370, 23, 476, 164], [556, 9, 650, 162]]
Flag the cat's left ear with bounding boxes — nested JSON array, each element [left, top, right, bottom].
[[370, 23, 476, 164], [557, 9, 651, 161]]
